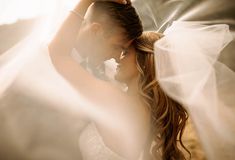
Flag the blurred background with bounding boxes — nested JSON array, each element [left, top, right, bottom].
[[0, 0, 234, 159]]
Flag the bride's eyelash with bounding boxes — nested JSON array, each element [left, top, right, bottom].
[[122, 48, 129, 56], [122, 50, 127, 56], [120, 50, 128, 59]]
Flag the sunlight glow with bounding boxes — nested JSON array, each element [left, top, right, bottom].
[[0, 0, 79, 25]]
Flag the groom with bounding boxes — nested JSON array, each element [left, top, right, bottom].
[[49, 0, 143, 79]]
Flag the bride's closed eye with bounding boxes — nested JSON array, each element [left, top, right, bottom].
[[120, 49, 129, 59]]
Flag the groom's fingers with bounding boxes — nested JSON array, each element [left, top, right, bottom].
[[94, 0, 131, 5], [107, 0, 128, 4]]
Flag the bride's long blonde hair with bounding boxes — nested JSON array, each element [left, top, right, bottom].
[[134, 31, 190, 160]]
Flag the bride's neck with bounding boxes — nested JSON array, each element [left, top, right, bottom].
[[126, 77, 139, 97]]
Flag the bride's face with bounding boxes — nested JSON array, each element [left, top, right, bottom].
[[115, 45, 139, 83]]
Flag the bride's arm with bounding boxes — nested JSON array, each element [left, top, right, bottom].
[[48, 52, 145, 159], [48, 0, 126, 56], [48, 0, 92, 56], [49, 47, 143, 159], [52, 60, 145, 159]]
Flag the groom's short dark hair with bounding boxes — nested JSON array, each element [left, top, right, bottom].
[[90, 1, 143, 40]]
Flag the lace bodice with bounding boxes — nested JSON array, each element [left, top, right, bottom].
[[79, 123, 126, 160]]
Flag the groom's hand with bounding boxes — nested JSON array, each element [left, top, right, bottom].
[[80, 0, 130, 8], [89, 0, 129, 4]]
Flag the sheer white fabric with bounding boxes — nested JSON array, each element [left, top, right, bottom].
[[0, 34, 128, 159], [154, 21, 235, 160], [0, 34, 89, 159]]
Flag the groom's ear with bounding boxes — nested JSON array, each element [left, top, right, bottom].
[[90, 22, 104, 37]]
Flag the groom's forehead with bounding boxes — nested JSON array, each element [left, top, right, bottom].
[[111, 28, 132, 41], [111, 33, 133, 48], [111, 39, 133, 56]]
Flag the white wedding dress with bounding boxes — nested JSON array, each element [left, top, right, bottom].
[[79, 123, 127, 160]]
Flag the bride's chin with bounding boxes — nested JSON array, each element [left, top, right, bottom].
[[114, 73, 126, 83]]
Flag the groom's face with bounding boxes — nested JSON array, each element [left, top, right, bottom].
[[89, 29, 132, 67], [75, 5, 132, 68]]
